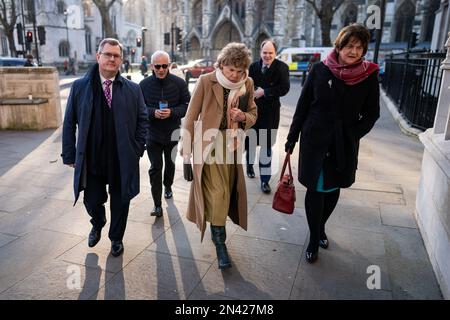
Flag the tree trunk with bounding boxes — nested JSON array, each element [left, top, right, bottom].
[[320, 15, 333, 47], [6, 31, 16, 57], [92, 0, 116, 38], [99, 8, 114, 37]]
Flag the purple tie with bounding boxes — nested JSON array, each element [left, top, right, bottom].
[[103, 79, 112, 108]]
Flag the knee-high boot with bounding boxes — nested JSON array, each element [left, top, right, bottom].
[[210, 225, 232, 269]]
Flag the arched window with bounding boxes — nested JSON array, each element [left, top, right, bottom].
[[57, 0, 66, 14], [394, 0, 415, 42], [59, 41, 70, 57], [193, 0, 202, 28], [85, 28, 92, 54]]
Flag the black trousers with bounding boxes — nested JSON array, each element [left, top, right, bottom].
[[83, 173, 130, 242], [304, 188, 340, 251], [245, 128, 277, 183], [146, 140, 178, 206]]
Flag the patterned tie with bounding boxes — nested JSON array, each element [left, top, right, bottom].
[[103, 79, 112, 108]]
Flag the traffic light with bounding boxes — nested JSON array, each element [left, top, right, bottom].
[[37, 26, 46, 45], [409, 32, 418, 49], [17, 23, 24, 45], [185, 40, 190, 52], [175, 27, 182, 45], [136, 37, 142, 47], [26, 31, 33, 43], [131, 48, 136, 55], [164, 32, 170, 45]]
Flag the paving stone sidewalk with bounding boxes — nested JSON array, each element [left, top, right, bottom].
[[0, 75, 443, 300]]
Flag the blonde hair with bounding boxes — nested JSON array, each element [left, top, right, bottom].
[[214, 42, 252, 70]]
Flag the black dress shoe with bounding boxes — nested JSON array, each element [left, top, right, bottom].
[[164, 187, 173, 199], [246, 165, 255, 178], [305, 250, 318, 263], [88, 227, 101, 248], [306, 242, 319, 263], [261, 182, 271, 194], [151, 206, 163, 217], [111, 240, 124, 257], [319, 232, 329, 249]]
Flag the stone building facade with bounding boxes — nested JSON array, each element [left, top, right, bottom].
[[144, 0, 440, 62], [0, 0, 144, 65]]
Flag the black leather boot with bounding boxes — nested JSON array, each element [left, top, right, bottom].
[[210, 225, 232, 269]]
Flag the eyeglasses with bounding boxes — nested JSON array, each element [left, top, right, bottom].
[[154, 64, 169, 70], [100, 52, 122, 60]]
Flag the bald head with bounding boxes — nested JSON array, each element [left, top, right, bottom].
[[260, 40, 276, 67]]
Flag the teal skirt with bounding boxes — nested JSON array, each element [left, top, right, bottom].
[[316, 170, 339, 193]]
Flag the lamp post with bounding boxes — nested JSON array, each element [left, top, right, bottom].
[[141, 26, 147, 58], [63, 9, 70, 58]]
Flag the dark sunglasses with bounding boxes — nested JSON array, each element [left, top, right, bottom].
[[154, 64, 168, 70]]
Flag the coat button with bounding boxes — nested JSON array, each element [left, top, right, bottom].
[[326, 152, 330, 157]]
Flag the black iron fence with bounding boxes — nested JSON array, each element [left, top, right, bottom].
[[382, 51, 445, 130]]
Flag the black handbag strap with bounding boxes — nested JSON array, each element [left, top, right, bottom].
[[280, 153, 293, 182]]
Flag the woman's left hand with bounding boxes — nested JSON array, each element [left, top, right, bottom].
[[230, 108, 245, 122]]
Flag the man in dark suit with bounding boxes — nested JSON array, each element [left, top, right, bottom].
[[139, 50, 190, 217], [246, 39, 290, 193], [62, 38, 148, 257]]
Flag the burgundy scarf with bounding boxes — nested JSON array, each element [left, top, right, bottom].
[[323, 49, 379, 86]]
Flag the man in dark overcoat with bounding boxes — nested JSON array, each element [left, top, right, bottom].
[[245, 39, 290, 193], [61, 38, 148, 257]]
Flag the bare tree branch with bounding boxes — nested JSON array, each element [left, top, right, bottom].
[[332, 0, 347, 15], [306, 0, 322, 18]]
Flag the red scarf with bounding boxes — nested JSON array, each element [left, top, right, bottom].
[[323, 49, 379, 86]]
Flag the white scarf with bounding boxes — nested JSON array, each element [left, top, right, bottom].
[[215, 68, 248, 151]]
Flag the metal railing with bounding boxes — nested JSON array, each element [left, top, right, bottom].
[[382, 51, 445, 130]]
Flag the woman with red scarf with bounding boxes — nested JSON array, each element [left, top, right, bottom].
[[285, 24, 380, 263]]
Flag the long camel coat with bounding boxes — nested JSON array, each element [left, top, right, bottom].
[[181, 71, 257, 241]]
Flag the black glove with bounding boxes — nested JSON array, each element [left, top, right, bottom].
[[285, 141, 296, 154], [183, 162, 193, 181]]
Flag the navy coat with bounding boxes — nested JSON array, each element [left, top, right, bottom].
[[61, 64, 148, 203], [286, 62, 380, 190]]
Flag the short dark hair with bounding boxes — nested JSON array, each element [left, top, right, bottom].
[[260, 39, 278, 53], [97, 38, 124, 57], [334, 23, 370, 56]]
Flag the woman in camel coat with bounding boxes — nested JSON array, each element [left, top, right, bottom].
[[181, 43, 257, 269]]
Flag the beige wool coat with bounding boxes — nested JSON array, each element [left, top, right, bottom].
[[181, 70, 257, 241]]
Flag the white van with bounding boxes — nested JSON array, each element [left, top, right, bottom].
[[277, 47, 333, 76]]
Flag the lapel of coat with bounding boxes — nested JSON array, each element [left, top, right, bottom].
[[211, 72, 223, 109]]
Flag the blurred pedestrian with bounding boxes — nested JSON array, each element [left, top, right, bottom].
[[181, 42, 257, 269], [139, 51, 190, 217], [140, 56, 148, 76], [24, 54, 36, 67], [169, 62, 185, 79], [61, 38, 148, 257], [285, 23, 380, 263], [245, 39, 290, 194]]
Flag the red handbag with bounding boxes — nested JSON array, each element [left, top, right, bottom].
[[272, 153, 296, 214]]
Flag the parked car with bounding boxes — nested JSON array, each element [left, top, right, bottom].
[[180, 59, 215, 82], [0, 57, 27, 66]]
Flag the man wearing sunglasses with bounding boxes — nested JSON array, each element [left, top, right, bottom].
[[62, 38, 148, 257], [139, 50, 190, 217]]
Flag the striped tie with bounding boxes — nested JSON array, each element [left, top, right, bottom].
[[103, 79, 112, 108]]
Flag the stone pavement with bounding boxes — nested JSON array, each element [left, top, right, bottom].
[[0, 72, 443, 300]]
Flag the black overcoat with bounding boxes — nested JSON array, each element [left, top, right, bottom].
[[249, 58, 290, 131], [286, 62, 380, 190], [61, 64, 149, 203]]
